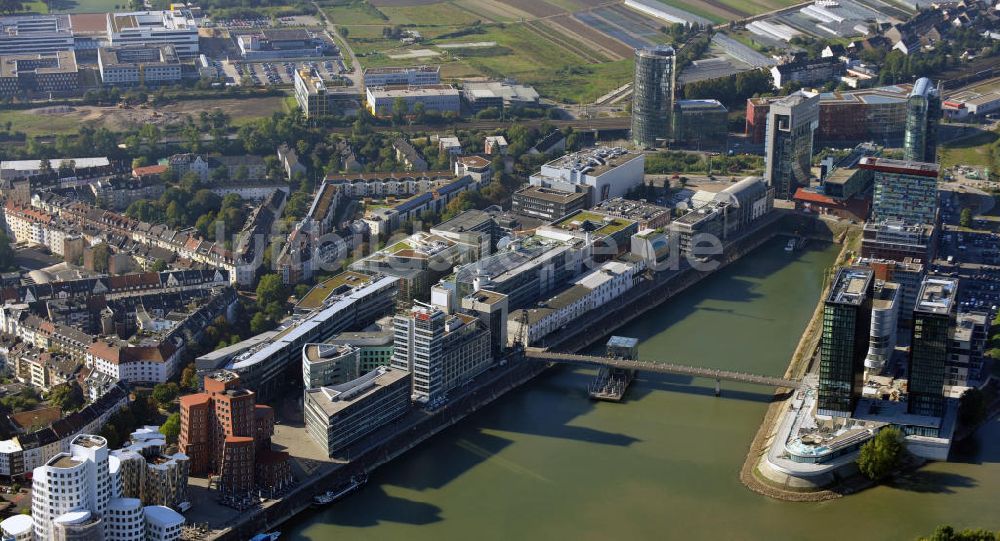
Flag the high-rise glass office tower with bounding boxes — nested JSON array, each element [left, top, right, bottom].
[[764, 91, 819, 200], [818, 267, 873, 417], [631, 45, 675, 149], [903, 77, 941, 163], [909, 277, 957, 418], [861, 156, 940, 225]]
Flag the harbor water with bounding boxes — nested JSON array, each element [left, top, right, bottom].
[[287, 238, 1000, 541]]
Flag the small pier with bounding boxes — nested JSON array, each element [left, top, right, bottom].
[[588, 336, 639, 402]]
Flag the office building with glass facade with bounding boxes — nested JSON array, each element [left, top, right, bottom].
[[908, 277, 957, 417], [861, 156, 939, 225], [765, 91, 819, 200], [818, 267, 873, 417], [631, 46, 675, 149], [903, 77, 941, 163]]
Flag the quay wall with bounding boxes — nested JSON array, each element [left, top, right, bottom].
[[210, 210, 805, 539]]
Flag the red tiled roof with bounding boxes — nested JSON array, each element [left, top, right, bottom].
[[9, 406, 62, 430], [133, 164, 168, 177]]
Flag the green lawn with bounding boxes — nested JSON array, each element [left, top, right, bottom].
[[939, 129, 999, 170], [0, 110, 83, 137], [322, 2, 388, 25], [20, 1, 48, 13], [47, 0, 126, 13]]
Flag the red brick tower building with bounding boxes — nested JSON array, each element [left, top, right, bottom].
[[178, 371, 292, 499]]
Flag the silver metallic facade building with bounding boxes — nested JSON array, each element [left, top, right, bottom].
[[631, 45, 675, 149], [903, 77, 941, 163]]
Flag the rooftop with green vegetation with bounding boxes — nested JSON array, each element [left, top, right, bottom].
[[551, 210, 635, 236], [297, 271, 372, 310]]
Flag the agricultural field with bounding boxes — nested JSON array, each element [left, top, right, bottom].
[[326, 0, 804, 103], [377, 3, 484, 25]]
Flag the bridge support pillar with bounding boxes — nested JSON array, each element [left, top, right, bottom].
[[715, 379, 721, 397]]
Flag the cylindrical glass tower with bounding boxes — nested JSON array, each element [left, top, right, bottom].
[[631, 45, 676, 149]]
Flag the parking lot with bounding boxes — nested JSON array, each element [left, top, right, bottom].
[[932, 189, 1000, 318], [229, 59, 346, 87]]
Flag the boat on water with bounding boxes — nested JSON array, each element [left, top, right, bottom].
[[249, 533, 280, 541], [785, 238, 796, 252], [312, 474, 368, 507]]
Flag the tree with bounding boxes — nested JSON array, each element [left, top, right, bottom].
[[160, 412, 181, 445], [100, 423, 121, 449], [921, 525, 999, 541], [48, 383, 84, 412], [91, 243, 111, 273], [151, 382, 179, 407], [0, 228, 17, 272], [181, 363, 198, 391], [294, 283, 312, 300], [960, 208, 973, 228], [250, 311, 273, 334], [256, 273, 286, 309], [857, 427, 904, 480], [151, 259, 168, 272], [0, 0, 25, 15]]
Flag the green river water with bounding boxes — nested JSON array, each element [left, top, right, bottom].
[[287, 238, 1000, 541]]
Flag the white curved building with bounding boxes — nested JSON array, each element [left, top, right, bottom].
[[0, 514, 33, 541], [864, 281, 899, 375], [32, 435, 112, 540], [53, 509, 104, 541], [105, 498, 145, 540], [144, 506, 185, 541], [31, 434, 186, 541]]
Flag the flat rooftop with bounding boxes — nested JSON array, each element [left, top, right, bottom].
[[872, 281, 899, 310], [0, 50, 77, 78], [858, 156, 940, 177], [593, 197, 671, 223], [952, 312, 987, 341], [304, 343, 355, 363], [916, 277, 958, 315], [550, 210, 634, 236], [306, 367, 408, 417], [464, 289, 507, 306], [364, 65, 439, 75], [368, 84, 457, 97], [432, 209, 493, 234], [297, 271, 371, 309], [515, 185, 588, 204], [50, 454, 81, 469], [827, 267, 873, 305], [72, 434, 106, 448], [543, 146, 640, 177]]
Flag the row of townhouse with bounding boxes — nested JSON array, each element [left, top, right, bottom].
[[1, 286, 236, 384], [29, 192, 244, 284], [0, 382, 129, 479], [85, 287, 237, 385], [0, 269, 229, 305]]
